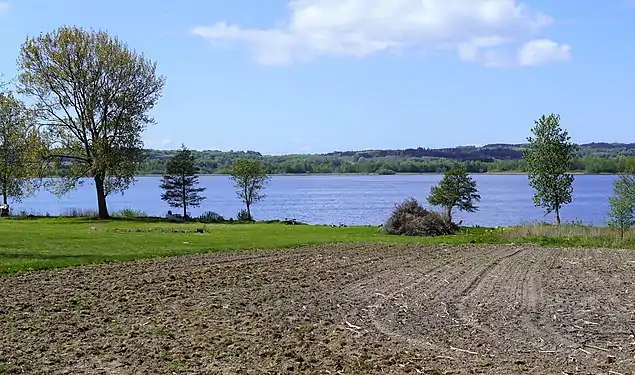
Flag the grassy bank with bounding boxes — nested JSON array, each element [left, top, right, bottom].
[[1, 218, 634, 275], [0, 218, 496, 274]]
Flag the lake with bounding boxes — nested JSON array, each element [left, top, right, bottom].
[[11, 174, 619, 227]]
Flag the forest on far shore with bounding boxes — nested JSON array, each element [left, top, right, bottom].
[[137, 142, 635, 175]]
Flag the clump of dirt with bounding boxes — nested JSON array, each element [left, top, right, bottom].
[[1, 243, 634, 374]]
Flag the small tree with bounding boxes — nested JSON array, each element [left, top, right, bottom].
[[0, 92, 46, 206], [160, 145, 205, 218], [427, 168, 480, 223], [607, 174, 635, 239], [524, 113, 578, 225], [229, 159, 270, 220], [18, 26, 165, 219]]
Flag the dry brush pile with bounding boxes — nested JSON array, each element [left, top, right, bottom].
[[382, 197, 458, 237]]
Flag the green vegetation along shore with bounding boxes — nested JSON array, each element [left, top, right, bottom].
[[139, 142, 635, 175], [3, 217, 635, 275]]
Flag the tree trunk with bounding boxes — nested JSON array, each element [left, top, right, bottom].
[[182, 177, 187, 218], [620, 227, 625, 240], [94, 175, 109, 219], [554, 208, 561, 226], [446, 206, 452, 223], [246, 203, 251, 221]]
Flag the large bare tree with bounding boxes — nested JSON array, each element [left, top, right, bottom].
[[17, 26, 165, 218]]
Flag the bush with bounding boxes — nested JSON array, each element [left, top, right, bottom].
[[198, 211, 225, 223], [236, 209, 253, 222], [114, 208, 148, 218], [62, 208, 99, 217], [383, 198, 458, 237], [376, 168, 396, 175]]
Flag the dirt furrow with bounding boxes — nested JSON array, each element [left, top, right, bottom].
[[2, 244, 635, 374], [367, 246, 520, 352]]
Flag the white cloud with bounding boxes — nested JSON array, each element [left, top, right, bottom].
[[191, 0, 570, 67], [145, 138, 172, 149], [517, 38, 571, 66]]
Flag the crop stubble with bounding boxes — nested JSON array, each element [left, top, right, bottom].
[[1, 244, 634, 374]]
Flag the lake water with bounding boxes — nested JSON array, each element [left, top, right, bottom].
[[11, 174, 619, 227]]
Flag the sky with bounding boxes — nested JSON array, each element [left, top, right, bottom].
[[0, 1, 633, 155]]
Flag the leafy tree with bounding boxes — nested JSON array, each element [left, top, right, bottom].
[[524, 114, 579, 225], [0, 92, 46, 206], [160, 145, 206, 218], [229, 159, 270, 220], [427, 168, 480, 223], [607, 173, 635, 239], [17, 26, 165, 218]]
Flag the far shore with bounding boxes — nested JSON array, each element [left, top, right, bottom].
[[130, 171, 615, 177]]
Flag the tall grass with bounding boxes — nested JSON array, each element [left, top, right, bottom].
[[113, 208, 148, 218], [503, 224, 635, 248]]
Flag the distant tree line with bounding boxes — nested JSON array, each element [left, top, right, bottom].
[[138, 148, 635, 175]]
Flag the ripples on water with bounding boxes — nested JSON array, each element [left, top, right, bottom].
[[16, 174, 617, 227]]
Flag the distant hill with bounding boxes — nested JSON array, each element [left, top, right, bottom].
[[324, 142, 635, 161], [140, 142, 635, 175]]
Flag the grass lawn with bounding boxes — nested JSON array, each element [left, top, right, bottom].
[[0, 218, 502, 274], [1, 217, 634, 275]]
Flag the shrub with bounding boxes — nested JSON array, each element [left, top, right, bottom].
[[236, 209, 253, 222], [383, 197, 458, 237], [376, 168, 396, 175], [114, 208, 148, 218], [8, 210, 36, 220], [62, 208, 99, 217], [198, 211, 225, 223]]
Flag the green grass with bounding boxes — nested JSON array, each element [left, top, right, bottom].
[[0, 217, 503, 274], [1, 217, 633, 275]]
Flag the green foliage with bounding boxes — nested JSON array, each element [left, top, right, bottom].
[[236, 209, 252, 222], [134, 142, 635, 176], [114, 208, 148, 219], [229, 159, 270, 220], [160, 145, 206, 218], [61, 208, 99, 217], [427, 168, 480, 223], [197, 211, 225, 223], [524, 114, 579, 225], [376, 168, 396, 175], [383, 198, 459, 237], [607, 174, 635, 239], [17, 26, 166, 218], [0, 92, 46, 205]]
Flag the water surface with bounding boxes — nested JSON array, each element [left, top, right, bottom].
[[14, 174, 617, 227]]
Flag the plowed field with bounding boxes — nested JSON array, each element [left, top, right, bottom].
[[1, 244, 634, 374]]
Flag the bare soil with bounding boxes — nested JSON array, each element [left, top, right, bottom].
[[1, 244, 634, 374]]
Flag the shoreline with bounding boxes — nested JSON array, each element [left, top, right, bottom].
[[130, 171, 616, 177]]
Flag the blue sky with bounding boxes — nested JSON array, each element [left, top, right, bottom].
[[0, 1, 633, 154]]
